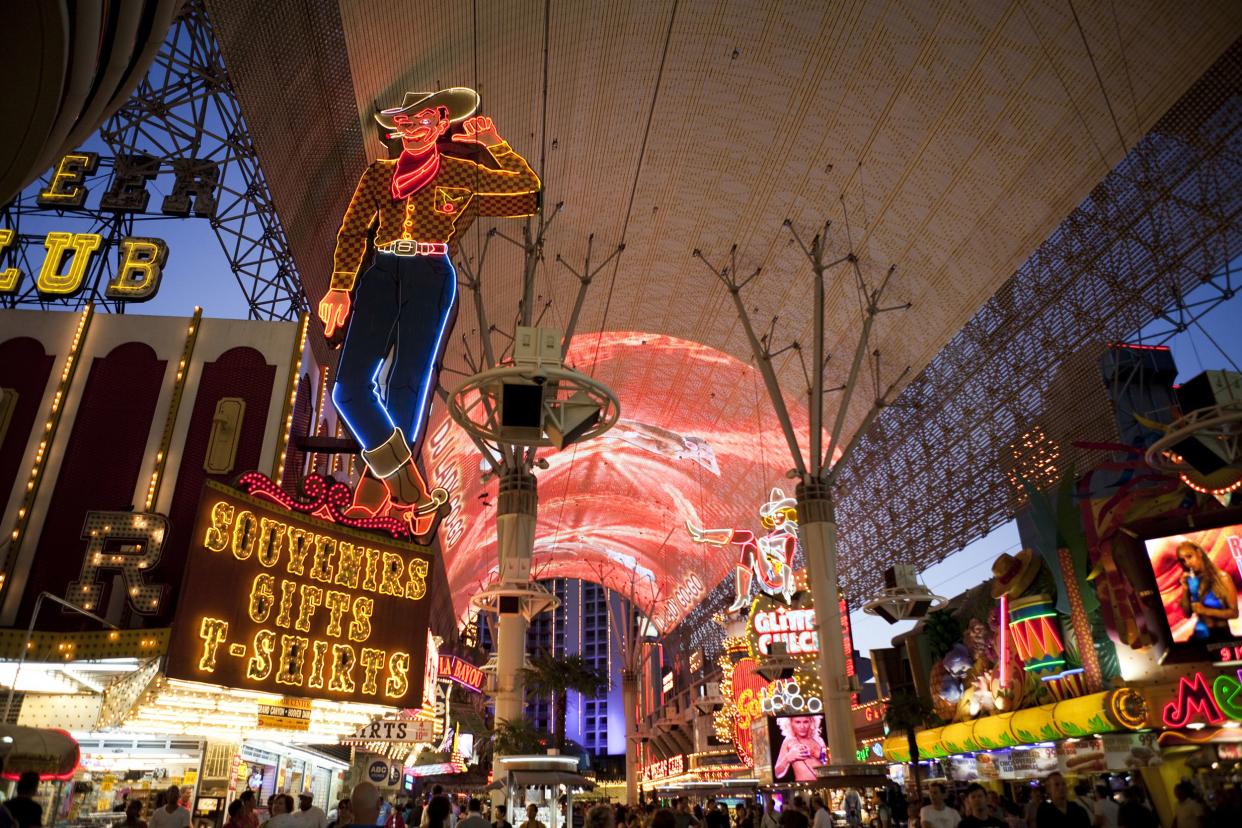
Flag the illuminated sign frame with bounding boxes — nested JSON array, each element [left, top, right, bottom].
[[165, 481, 434, 707], [437, 654, 484, 693], [1161, 669, 1242, 728]]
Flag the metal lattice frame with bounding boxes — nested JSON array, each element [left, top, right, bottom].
[[832, 42, 1242, 606], [0, 0, 306, 320]]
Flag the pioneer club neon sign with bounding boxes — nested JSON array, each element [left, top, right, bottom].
[[1161, 670, 1242, 728], [0, 150, 218, 302]]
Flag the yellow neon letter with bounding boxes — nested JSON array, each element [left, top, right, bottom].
[[328, 644, 356, 692], [323, 590, 350, 638], [0, 228, 22, 293], [359, 647, 386, 695], [294, 584, 324, 632], [197, 617, 229, 672], [255, 516, 286, 567], [348, 596, 373, 643], [231, 510, 256, 560], [285, 526, 312, 575], [36, 232, 102, 296], [275, 634, 309, 686], [307, 639, 328, 689], [105, 237, 168, 301], [309, 534, 335, 583], [334, 542, 363, 589], [248, 573, 275, 623], [247, 630, 275, 680], [275, 579, 296, 628], [405, 557, 429, 601], [385, 651, 410, 699], [203, 501, 234, 552], [37, 152, 99, 208]]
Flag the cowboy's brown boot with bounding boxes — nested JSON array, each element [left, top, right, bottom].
[[360, 428, 449, 515], [343, 470, 390, 518]]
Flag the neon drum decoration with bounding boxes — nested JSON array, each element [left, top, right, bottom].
[[1007, 594, 1067, 673]]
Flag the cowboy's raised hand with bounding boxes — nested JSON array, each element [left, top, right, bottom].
[[451, 115, 502, 147]]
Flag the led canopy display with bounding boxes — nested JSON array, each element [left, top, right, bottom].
[[426, 332, 813, 629]]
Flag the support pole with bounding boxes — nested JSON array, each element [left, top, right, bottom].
[[796, 481, 856, 766], [492, 469, 538, 727], [622, 669, 639, 804]]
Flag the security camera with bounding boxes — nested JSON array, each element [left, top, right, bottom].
[[530, 369, 548, 385]]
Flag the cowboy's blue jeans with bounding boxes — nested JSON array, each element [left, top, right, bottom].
[[332, 252, 458, 458]]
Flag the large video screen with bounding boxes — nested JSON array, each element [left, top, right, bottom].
[[423, 332, 813, 630], [767, 715, 828, 783], [1144, 523, 1242, 646]]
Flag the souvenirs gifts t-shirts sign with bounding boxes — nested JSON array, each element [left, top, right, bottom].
[[166, 481, 435, 707]]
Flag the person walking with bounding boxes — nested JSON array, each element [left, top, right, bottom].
[[5, 772, 43, 828], [458, 801, 489, 828], [1171, 782, 1208, 828], [1091, 785, 1119, 828], [958, 784, 1005, 828], [295, 794, 328, 828], [920, 783, 961, 828], [1115, 786, 1155, 828], [1035, 774, 1090, 828], [810, 797, 831, 828], [150, 787, 191, 828], [520, 805, 545, 828]]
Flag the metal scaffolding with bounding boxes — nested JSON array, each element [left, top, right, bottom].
[[0, 0, 306, 320], [831, 41, 1242, 607]]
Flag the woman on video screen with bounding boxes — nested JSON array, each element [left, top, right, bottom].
[[773, 716, 827, 781], [1177, 540, 1239, 641]]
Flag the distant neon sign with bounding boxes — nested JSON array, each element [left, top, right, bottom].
[[641, 754, 686, 782], [1161, 670, 1242, 728], [437, 655, 484, 693]]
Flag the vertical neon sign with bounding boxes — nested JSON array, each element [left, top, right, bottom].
[[999, 594, 1009, 690]]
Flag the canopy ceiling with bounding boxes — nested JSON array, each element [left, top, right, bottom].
[[203, 0, 1241, 619]]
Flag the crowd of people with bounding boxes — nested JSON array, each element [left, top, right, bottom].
[[909, 772, 1239, 828]]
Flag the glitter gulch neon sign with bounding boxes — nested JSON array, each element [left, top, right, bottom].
[[1161, 670, 1242, 728]]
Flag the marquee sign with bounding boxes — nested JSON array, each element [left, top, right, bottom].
[[640, 754, 686, 782], [1161, 669, 1242, 728], [437, 655, 484, 693], [0, 150, 223, 303], [166, 482, 434, 707], [751, 606, 818, 655]]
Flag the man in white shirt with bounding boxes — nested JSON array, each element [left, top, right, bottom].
[[810, 796, 832, 828], [919, 783, 961, 828], [150, 786, 191, 828], [269, 796, 302, 828], [1091, 785, 1119, 828], [295, 793, 328, 828]]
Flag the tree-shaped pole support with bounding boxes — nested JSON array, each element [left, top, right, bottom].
[[692, 216, 910, 781], [448, 209, 622, 733]]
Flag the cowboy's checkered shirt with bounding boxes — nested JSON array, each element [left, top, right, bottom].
[[329, 140, 540, 291]]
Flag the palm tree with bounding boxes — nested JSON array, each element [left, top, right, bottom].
[[521, 650, 608, 752], [490, 716, 552, 758], [884, 687, 933, 800]]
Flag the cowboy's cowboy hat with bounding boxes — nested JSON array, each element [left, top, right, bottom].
[[375, 87, 480, 130], [758, 487, 797, 522], [990, 549, 1041, 599]]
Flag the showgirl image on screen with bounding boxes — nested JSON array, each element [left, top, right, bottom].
[[772, 715, 827, 782], [1145, 526, 1242, 644]]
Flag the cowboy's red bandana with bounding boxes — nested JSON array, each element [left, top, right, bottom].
[[391, 146, 440, 200]]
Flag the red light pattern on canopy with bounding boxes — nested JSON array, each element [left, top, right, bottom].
[[425, 332, 815, 628]]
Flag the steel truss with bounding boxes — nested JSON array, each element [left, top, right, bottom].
[[0, 0, 306, 320], [832, 42, 1242, 606]]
